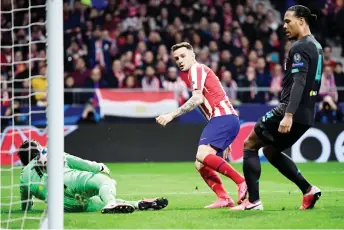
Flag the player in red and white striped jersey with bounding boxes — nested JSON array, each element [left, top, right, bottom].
[[156, 42, 247, 209], [186, 60, 237, 120]]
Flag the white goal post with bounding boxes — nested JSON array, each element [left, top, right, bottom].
[[47, 0, 64, 229]]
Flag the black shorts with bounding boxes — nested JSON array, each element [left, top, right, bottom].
[[254, 110, 310, 151]]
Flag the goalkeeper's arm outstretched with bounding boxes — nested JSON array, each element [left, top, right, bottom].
[[17, 140, 168, 214]]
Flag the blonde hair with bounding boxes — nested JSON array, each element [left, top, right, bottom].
[[171, 42, 193, 52]]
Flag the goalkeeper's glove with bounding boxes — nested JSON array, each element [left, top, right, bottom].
[[99, 163, 110, 176], [22, 198, 34, 211]]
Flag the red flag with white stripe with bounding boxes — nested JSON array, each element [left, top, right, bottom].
[[96, 89, 179, 118]]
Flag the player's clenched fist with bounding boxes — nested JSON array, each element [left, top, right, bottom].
[[155, 113, 174, 127]]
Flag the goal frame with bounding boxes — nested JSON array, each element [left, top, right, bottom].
[[47, 0, 64, 228]]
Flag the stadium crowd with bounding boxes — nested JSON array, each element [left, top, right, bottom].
[[1, 0, 344, 109]]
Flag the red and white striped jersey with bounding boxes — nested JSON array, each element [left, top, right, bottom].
[[186, 62, 237, 120]]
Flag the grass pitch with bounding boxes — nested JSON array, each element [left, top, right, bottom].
[[1, 162, 344, 229]]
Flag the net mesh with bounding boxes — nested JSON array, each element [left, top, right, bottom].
[[1, 0, 48, 228]]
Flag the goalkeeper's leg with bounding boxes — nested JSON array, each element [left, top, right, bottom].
[[84, 173, 134, 214]]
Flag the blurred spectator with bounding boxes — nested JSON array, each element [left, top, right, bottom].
[[255, 57, 271, 103], [83, 66, 108, 103], [156, 7, 169, 30], [88, 26, 112, 71], [232, 55, 246, 84], [123, 75, 139, 89], [142, 66, 160, 91], [210, 61, 219, 75], [269, 64, 283, 105], [255, 2, 266, 22], [242, 13, 256, 43], [197, 49, 211, 67], [121, 51, 136, 75], [66, 41, 87, 72], [334, 62, 344, 102], [256, 19, 272, 43], [84, 66, 108, 88], [0, 48, 11, 74], [219, 50, 233, 74], [240, 66, 257, 103], [156, 60, 167, 78], [1, 75, 10, 107], [162, 67, 189, 105], [14, 51, 27, 75], [323, 46, 336, 69], [315, 96, 343, 123], [31, 65, 47, 107], [134, 41, 148, 68], [266, 10, 280, 31], [240, 36, 250, 56], [209, 41, 220, 63], [319, 66, 338, 102], [221, 70, 238, 105], [254, 40, 265, 57], [247, 50, 258, 68], [235, 4, 246, 24], [141, 51, 156, 70], [147, 31, 162, 54], [106, 60, 122, 88], [71, 58, 90, 87], [220, 31, 240, 57]]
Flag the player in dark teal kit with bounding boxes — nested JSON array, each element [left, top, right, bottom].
[[231, 5, 323, 211], [18, 140, 168, 213]]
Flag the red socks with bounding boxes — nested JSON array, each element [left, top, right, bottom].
[[198, 166, 229, 199], [203, 154, 245, 185]]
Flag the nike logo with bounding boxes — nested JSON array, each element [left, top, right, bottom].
[[244, 203, 261, 210], [200, 138, 207, 141]]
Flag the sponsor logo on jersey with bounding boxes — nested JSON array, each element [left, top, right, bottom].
[[292, 62, 304, 67]]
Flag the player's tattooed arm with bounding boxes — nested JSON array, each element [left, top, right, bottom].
[[171, 90, 204, 118]]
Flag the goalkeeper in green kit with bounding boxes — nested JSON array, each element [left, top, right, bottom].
[[18, 140, 168, 214]]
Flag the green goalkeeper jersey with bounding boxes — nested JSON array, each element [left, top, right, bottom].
[[20, 152, 104, 211]]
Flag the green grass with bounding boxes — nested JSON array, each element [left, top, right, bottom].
[[1, 162, 344, 229]]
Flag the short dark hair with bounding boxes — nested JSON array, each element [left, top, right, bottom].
[[287, 5, 317, 25], [17, 140, 41, 166], [171, 42, 193, 52]]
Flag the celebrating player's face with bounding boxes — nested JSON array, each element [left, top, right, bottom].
[[283, 11, 301, 40], [173, 47, 195, 72]]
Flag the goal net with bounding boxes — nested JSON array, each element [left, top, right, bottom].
[[1, 0, 64, 229]]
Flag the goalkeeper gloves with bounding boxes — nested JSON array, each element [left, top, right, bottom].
[[99, 163, 110, 176]]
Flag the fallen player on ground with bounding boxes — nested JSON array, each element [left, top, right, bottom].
[[18, 140, 168, 214]]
